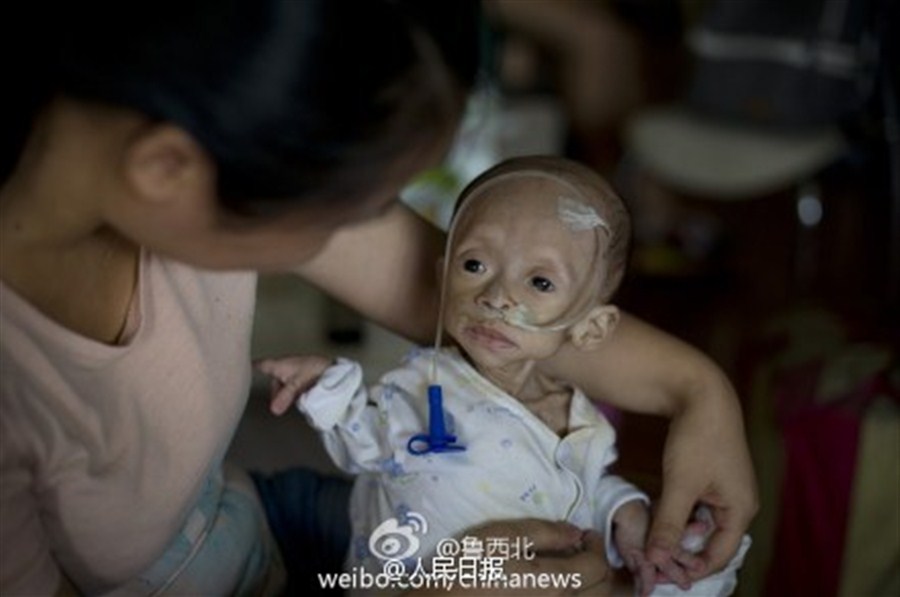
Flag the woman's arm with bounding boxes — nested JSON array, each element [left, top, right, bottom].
[[542, 314, 759, 578], [543, 313, 722, 416], [297, 202, 758, 577], [295, 202, 443, 345]]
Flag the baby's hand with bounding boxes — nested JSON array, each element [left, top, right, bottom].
[[648, 504, 715, 591], [254, 355, 334, 415], [613, 499, 656, 597]]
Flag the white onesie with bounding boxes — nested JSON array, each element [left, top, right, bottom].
[[298, 347, 750, 596], [299, 347, 645, 574]]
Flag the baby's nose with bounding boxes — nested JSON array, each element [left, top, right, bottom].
[[476, 280, 516, 311]]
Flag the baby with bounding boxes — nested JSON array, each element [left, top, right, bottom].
[[258, 156, 749, 595]]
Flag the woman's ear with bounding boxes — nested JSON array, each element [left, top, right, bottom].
[[569, 305, 620, 351], [122, 125, 214, 207]]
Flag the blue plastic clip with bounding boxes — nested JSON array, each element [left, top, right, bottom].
[[407, 384, 466, 455]]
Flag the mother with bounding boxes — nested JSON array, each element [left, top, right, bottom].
[[0, 1, 755, 594]]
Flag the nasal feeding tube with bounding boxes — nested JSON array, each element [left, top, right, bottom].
[[406, 171, 611, 456]]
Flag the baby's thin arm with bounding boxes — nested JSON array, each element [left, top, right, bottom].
[[294, 358, 400, 474], [611, 499, 656, 597], [256, 355, 390, 473], [594, 474, 649, 566]]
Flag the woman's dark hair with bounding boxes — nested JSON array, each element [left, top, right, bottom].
[[4, 0, 479, 215]]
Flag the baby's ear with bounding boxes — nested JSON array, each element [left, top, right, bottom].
[[569, 305, 619, 351]]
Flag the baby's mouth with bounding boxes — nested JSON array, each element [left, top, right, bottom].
[[463, 322, 517, 350]]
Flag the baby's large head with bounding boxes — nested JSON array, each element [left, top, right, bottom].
[[451, 156, 630, 304], [439, 156, 630, 363]]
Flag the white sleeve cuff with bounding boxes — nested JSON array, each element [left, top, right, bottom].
[[296, 357, 364, 430]]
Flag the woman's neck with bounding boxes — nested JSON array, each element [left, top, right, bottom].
[[0, 99, 141, 343]]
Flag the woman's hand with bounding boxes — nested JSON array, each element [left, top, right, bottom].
[[407, 519, 612, 596], [254, 355, 334, 415], [647, 385, 757, 580]]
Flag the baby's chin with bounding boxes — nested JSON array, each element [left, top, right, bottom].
[[451, 339, 510, 371]]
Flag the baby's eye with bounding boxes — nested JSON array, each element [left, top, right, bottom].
[[463, 259, 485, 274], [531, 277, 555, 292]]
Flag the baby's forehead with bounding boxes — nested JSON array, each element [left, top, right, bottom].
[[454, 194, 601, 261], [467, 191, 551, 222], [456, 174, 607, 231], [454, 199, 554, 243]]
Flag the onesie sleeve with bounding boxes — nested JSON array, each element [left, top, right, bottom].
[[593, 474, 650, 568], [296, 358, 392, 474]]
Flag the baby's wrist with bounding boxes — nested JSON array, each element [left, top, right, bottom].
[[612, 496, 648, 522]]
